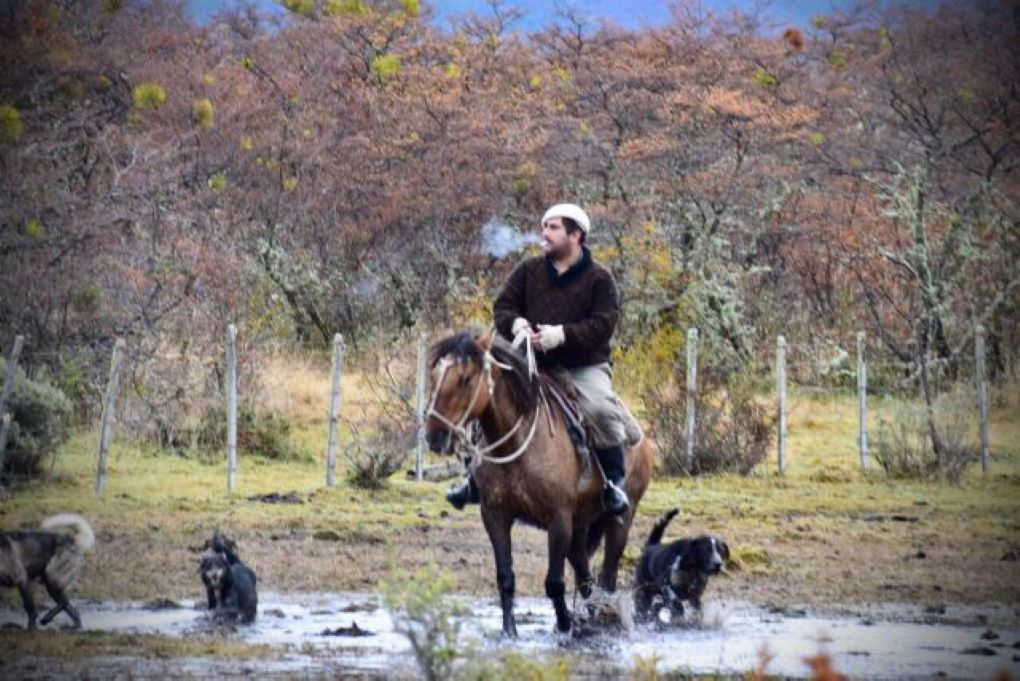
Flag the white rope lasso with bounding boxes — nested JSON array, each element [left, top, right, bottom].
[[511, 328, 538, 379]]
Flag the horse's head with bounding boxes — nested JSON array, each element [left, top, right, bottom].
[[426, 329, 497, 454]]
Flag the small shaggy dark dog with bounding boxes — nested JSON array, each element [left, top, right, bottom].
[[199, 531, 257, 624], [634, 508, 729, 624], [0, 514, 95, 629]]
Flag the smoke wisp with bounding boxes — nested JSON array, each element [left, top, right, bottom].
[[481, 219, 539, 258]]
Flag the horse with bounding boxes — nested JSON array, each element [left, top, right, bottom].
[[425, 329, 654, 637]]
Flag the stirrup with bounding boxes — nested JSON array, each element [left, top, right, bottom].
[[445, 478, 478, 510], [602, 481, 629, 516]]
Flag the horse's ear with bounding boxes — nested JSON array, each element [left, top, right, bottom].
[[476, 327, 495, 352]]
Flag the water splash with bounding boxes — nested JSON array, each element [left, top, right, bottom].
[[481, 219, 539, 259]]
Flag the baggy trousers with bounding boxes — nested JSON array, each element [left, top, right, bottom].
[[567, 363, 642, 449]]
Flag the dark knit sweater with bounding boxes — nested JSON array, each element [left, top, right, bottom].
[[493, 247, 619, 369]]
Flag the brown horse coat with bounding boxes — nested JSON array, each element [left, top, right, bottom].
[[427, 330, 653, 636]]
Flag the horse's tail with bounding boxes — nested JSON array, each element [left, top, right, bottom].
[[646, 508, 679, 547]]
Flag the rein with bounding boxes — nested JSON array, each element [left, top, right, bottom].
[[427, 332, 542, 465]]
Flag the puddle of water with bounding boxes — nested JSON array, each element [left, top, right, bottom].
[[1, 593, 1017, 679]]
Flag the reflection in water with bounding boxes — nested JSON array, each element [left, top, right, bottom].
[[2, 593, 1017, 679]]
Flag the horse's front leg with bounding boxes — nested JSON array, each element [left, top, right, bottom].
[[546, 512, 573, 633], [481, 508, 517, 638]]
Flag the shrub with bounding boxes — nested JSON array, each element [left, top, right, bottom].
[[192, 404, 300, 462], [343, 334, 417, 488], [872, 388, 975, 483], [381, 566, 462, 681], [0, 358, 73, 481], [460, 651, 571, 680], [280, 0, 314, 15], [0, 103, 23, 142], [371, 53, 402, 82], [344, 420, 412, 489], [132, 82, 167, 110], [647, 367, 774, 476], [51, 356, 100, 423], [324, 0, 369, 16], [193, 98, 214, 129]]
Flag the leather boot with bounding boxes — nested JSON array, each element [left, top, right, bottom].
[[445, 472, 480, 510], [594, 444, 629, 516]]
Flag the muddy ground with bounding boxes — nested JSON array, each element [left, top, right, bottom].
[[74, 496, 1019, 623]]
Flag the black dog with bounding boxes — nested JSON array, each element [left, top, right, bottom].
[[199, 531, 257, 624], [634, 508, 729, 624], [0, 514, 94, 629]]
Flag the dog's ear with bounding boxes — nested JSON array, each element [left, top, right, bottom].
[[719, 539, 730, 562], [212, 530, 237, 555]]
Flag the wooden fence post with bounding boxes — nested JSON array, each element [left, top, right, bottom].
[[227, 324, 237, 492], [776, 335, 787, 474], [0, 335, 25, 478], [976, 325, 989, 473], [326, 333, 344, 487], [415, 332, 427, 482], [685, 327, 698, 472], [95, 339, 125, 496], [0, 413, 11, 494], [857, 331, 868, 472]]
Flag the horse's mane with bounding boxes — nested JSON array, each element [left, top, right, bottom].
[[430, 331, 538, 414]]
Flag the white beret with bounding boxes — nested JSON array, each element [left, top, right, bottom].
[[541, 203, 591, 235]]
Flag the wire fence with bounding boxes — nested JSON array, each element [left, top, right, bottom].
[[0, 323, 1004, 495]]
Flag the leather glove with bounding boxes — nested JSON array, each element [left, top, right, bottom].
[[536, 324, 565, 351], [512, 317, 531, 337]]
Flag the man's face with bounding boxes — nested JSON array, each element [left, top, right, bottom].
[[541, 217, 579, 259]]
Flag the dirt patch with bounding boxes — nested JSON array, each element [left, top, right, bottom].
[[36, 503, 1013, 628]]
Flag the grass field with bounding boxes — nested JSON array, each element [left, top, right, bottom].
[[1, 359, 1018, 669]]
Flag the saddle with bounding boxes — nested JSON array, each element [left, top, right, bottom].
[[539, 369, 593, 471]]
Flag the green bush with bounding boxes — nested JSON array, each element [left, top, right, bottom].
[[132, 82, 166, 110], [0, 103, 23, 143], [0, 358, 73, 481], [192, 404, 300, 461], [381, 566, 462, 681]]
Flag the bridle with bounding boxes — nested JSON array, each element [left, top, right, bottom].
[[426, 334, 542, 464]]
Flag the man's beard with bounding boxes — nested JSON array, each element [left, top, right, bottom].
[[543, 238, 571, 260]]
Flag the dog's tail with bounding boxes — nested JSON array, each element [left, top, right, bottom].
[[646, 508, 679, 547], [41, 513, 95, 551]]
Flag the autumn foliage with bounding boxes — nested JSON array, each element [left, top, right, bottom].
[[0, 0, 1016, 450]]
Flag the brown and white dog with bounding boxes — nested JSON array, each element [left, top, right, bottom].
[[0, 514, 95, 629], [633, 508, 728, 624]]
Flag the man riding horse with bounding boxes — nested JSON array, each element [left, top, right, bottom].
[[446, 202, 631, 516]]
